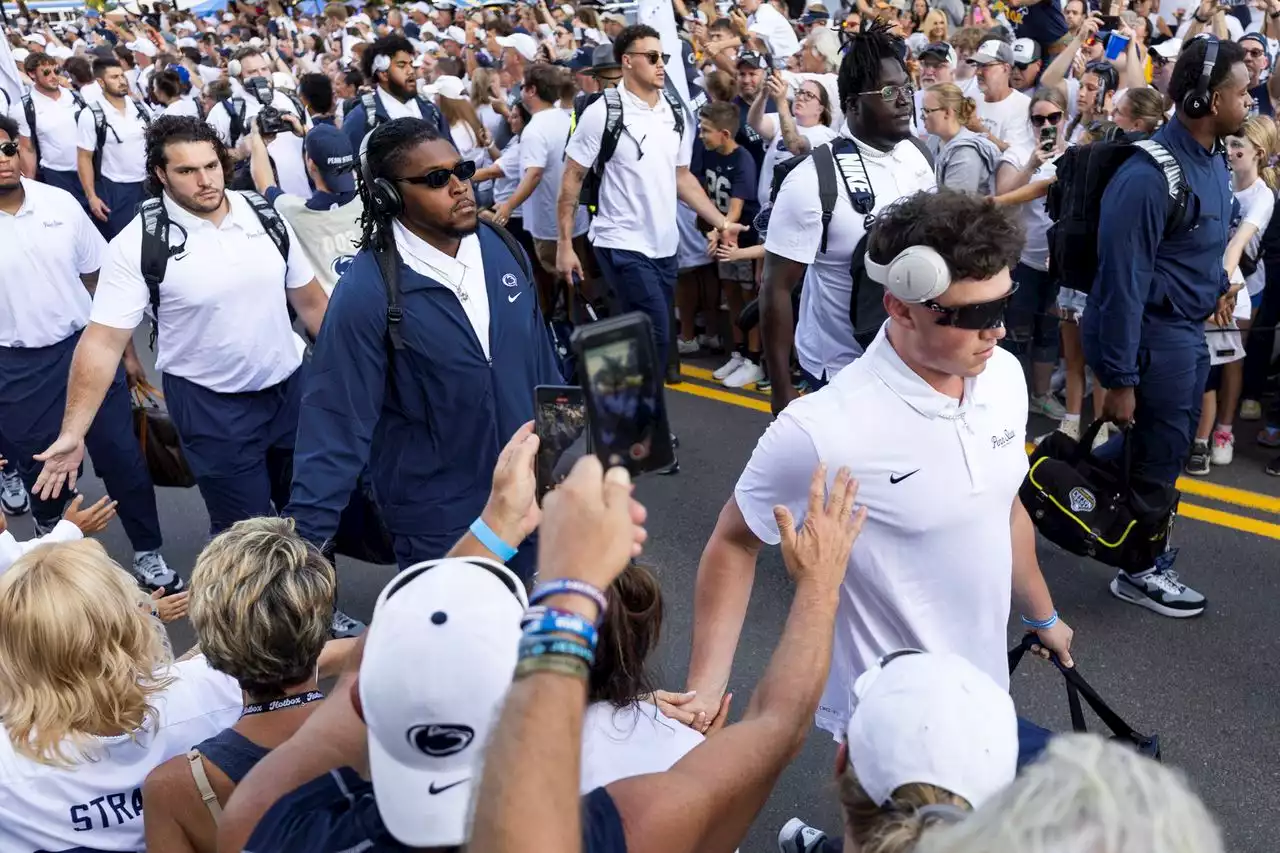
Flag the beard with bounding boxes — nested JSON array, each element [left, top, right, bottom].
[[169, 184, 225, 215], [387, 76, 417, 101]]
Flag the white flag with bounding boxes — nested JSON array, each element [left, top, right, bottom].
[[0, 32, 22, 112], [636, 0, 693, 111]]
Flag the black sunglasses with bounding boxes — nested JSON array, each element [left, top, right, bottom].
[[1029, 111, 1063, 127], [395, 159, 477, 189], [0, 141, 18, 157], [626, 50, 670, 65], [923, 283, 1019, 330]]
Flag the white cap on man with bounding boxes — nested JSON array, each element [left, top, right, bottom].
[[496, 32, 539, 61], [127, 38, 158, 57], [360, 558, 527, 847], [845, 650, 1019, 810]]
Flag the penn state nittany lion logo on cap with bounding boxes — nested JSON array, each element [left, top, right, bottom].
[[502, 273, 518, 288]]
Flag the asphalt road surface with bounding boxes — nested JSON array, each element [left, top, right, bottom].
[[13, 343, 1277, 853]]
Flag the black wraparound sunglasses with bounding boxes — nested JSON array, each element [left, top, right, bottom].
[[395, 159, 478, 190], [924, 283, 1019, 330], [0, 142, 19, 158]]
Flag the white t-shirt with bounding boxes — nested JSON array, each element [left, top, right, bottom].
[[978, 88, 1033, 169], [492, 136, 523, 209], [1019, 155, 1062, 271], [519, 107, 589, 241], [9, 86, 82, 172], [1234, 176, 1275, 297], [734, 325, 1029, 737], [0, 656, 241, 853], [161, 96, 201, 118], [757, 122, 838, 209], [208, 89, 312, 199], [579, 701, 704, 793], [566, 81, 695, 258], [0, 179, 106, 348], [90, 190, 315, 394], [763, 132, 937, 379], [0, 520, 81, 575], [748, 2, 801, 58], [76, 98, 150, 184]]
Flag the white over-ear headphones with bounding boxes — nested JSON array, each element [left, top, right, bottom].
[[863, 245, 951, 304]]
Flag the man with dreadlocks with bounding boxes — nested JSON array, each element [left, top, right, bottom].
[[757, 20, 937, 416], [285, 116, 562, 584]]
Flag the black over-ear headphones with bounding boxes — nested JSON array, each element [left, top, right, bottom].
[[1182, 33, 1220, 120], [358, 129, 403, 219]]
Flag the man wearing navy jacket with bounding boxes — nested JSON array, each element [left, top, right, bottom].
[[340, 35, 453, 152], [285, 117, 561, 582]]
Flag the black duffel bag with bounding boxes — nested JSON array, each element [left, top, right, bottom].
[[1019, 420, 1178, 572], [132, 382, 196, 489], [329, 479, 397, 566]]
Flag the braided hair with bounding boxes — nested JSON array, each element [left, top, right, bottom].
[[836, 19, 907, 115], [356, 117, 443, 251]]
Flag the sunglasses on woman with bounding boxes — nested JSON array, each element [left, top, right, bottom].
[[395, 159, 477, 190], [923, 283, 1019, 330], [1029, 111, 1063, 128], [0, 141, 19, 158]]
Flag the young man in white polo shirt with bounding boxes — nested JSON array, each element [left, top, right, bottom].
[[761, 22, 937, 416], [683, 189, 1075, 738], [31, 117, 334, 613], [557, 24, 744, 378], [75, 57, 151, 240], [0, 114, 175, 593], [9, 52, 88, 204]]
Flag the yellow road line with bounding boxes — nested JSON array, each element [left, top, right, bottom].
[[667, 374, 1280, 539]]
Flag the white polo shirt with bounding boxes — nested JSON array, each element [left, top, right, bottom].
[[90, 190, 315, 394], [8, 87, 83, 172], [377, 86, 425, 121], [0, 656, 240, 853], [734, 324, 1029, 738], [75, 98, 150, 185], [520, 106, 589, 242], [208, 89, 312, 199], [566, 80, 695, 258], [0, 179, 106, 348], [764, 132, 936, 379], [160, 96, 201, 119]]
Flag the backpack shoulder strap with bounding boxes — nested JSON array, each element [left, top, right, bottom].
[[224, 98, 247, 145], [905, 134, 934, 168], [811, 144, 838, 254], [596, 87, 625, 171], [371, 236, 406, 353], [361, 90, 380, 129], [1131, 139, 1189, 231], [283, 89, 306, 122], [661, 89, 685, 139], [482, 219, 534, 283], [133, 98, 152, 124], [71, 90, 86, 112], [139, 198, 171, 349], [237, 190, 291, 260], [21, 92, 35, 132]]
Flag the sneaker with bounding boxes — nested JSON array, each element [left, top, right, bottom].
[[1059, 418, 1082, 441], [677, 337, 700, 356], [778, 818, 828, 853], [665, 362, 682, 385], [33, 516, 58, 537], [1185, 440, 1211, 476], [1, 470, 29, 516], [1240, 399, 1263, 421], [331, 608, 367, 638], [755, 377, 772, 393], [1258, 426, 1280, 448], [656, 456, 680, 476], [698, 334, 722, 352], [1109, 557, 1206, 618], [723, 360, 765, 389], [132, 550, 185, 595], [1029, 392, 1067, 420], [1267, 454, 1280, 476], [713, 352, 745, 380], [1210, 430, 1235, 466]]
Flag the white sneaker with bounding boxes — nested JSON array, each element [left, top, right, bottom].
[[698, 334, 722, 351], [1, 470, 29, 516], [723, 360, 765, 388], [1059, 418, 1082, 441], [1210, 430, 1235, 466], [713, 352, 745, 380], [677, 337, 699, 356], [1030, 393, 1067, 420]]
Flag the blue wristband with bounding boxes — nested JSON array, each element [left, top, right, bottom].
[[529, 579, 608, 616], [1021, 611, 1058, 630], [521, 607, 599, 650], [469, 517, 517, 562], [519, 636, 595, 665]]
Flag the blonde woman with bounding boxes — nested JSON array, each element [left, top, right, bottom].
[[0, 540, 242, 853], [921, 9, 949, 44], [922, 83, 1000, 193], [142, 518, 352, 853], [429, 74, 492, 167]]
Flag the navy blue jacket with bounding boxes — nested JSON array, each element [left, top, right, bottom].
[[1084, 117, 1233, 388], [286, 224, 562, 567], [342, 91, 454, 152], [1015, 0, 1067, 50]]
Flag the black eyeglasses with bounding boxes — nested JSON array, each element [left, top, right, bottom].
[[395, 159, 478, 189], [858, 83, 914, 102], [626, 50, 669, 66], [1029, 111, 1063, 127], [924, 283, 1019, 330], [0, 142, 18, 158]]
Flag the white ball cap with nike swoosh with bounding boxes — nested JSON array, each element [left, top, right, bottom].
[[360, 557, 528, 847]]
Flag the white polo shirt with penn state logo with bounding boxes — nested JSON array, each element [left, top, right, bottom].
[[734, 320, 1030, 738]]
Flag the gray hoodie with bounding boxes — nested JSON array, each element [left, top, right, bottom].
[[928, 127, 1002, 196]]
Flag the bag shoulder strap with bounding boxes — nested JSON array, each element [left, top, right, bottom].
[[139, 197, 171, 349], [482, 219, 534, 283], [811, 143, 838, 254], [905, 133, 935, 168], [596, 87, 625, 172], [186, 749, 223, 822], [1132, 139, 1190, 233], [661, 88, 685, 140], [236, 190, 291, 260], [132, 98, 152, 124], [372, 237, 405, 353], [224, 98, 247, 145]]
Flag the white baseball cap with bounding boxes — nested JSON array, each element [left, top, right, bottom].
[[424, 74, 468, 100], [24, 32, 47, 45], [176, 36, 198, 48], [47, 45, 73, 60], [222, 12, 235, 22], [1150, 37, 1182, 60], [967, 39, 1014, 66], [1011, 37, 1042, 65], [442, 25, 466, 44], [845, 651, 1018, 810], [127, 38, 158, 57], [496, 32, 538, 61], [360, 558, 527, 847], [12, 47, 30, 63], [411, 1, 434, 12]]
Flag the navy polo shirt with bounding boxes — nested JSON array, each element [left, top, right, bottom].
[[1085, 116, 1234, 387]]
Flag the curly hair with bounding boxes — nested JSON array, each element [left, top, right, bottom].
[[867, 188, 1024, 282], [144, 115, 233, 198], [356, 116, 444, 248]]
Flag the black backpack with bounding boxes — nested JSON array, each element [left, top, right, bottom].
[[139, 190, 290, 348], [764, 135, 934, 350], [573, 86, 686, 216], [82, 99, 153, 179], [23, 89, 86, 177], [221, 97, 250, 147], [1045, 135, 1190, 295]]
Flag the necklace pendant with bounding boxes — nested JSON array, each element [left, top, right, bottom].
[[458, 289, 469, 302]]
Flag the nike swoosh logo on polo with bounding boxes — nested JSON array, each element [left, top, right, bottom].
[[508, 292, 522, 303], [889, 470, 920, 484], [429, 779, 467, 795]]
